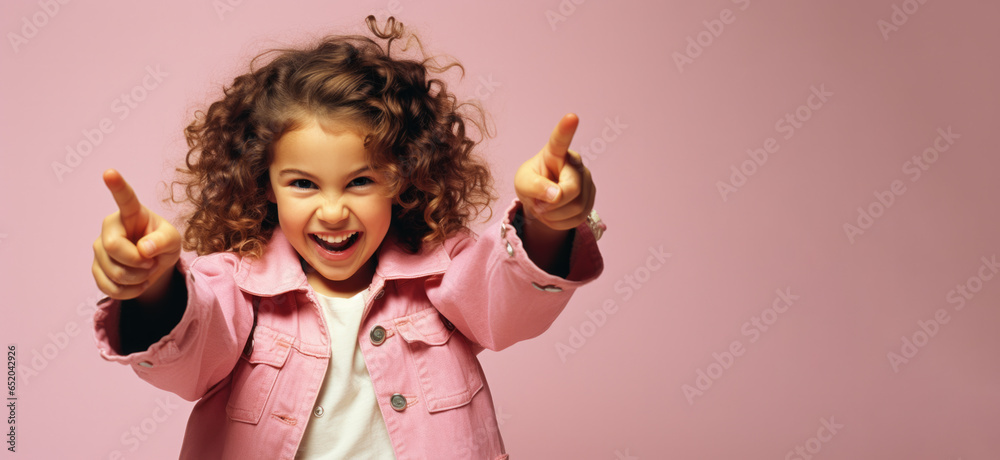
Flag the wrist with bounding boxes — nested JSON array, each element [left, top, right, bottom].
[[516, 205, 574, 277], [135, 263, 178, 306]]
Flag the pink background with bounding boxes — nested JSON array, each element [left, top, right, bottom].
[[2, 1, 998, 458]]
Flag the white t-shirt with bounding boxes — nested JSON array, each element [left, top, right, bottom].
[[295, 290, 396, 459]]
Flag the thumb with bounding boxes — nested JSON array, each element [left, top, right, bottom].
[[540, 113, 579, 179], [136, 222, 181, 259], [526, 173, 562, 205]]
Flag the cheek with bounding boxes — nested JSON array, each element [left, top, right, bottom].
[[377, 201, 394, 230], [361, 201, 393, 234], [275, 199, 306, 227]]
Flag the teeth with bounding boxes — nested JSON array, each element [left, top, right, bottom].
[[315, 232, 357, 244]]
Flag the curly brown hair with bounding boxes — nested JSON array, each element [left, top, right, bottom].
[[172, 16, 497, 257]]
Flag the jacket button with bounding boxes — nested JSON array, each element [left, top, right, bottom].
[[440, 315, 455, 331], [313, 406, 324, 417], [531, 282, 563, 293], [137, 361, 153, 368], [586, 209, 606, 241], [374, 289, 385, 300], [370, 326, 387, 346], [390, 393, 407, 411], [505, 241, 514, 257], [500, 223, 507, 238]]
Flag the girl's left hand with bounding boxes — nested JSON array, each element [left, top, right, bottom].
[[514, 113, 596, 231]]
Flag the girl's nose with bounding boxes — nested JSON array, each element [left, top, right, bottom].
[[316, 197, 349, 224]]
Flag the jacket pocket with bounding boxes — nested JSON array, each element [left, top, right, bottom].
[[394, 308, 484, 413], [226, 324, 292, 424]]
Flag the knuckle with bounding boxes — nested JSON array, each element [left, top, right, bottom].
[[103, 281, 123, 297], [102, 235, 119, 253], [106, 267, 124, 285], [562, 182, 581, 199], [110, 266, 135, 285]]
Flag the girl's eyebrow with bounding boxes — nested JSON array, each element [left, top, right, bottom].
[[278, 166, 371, 179], [277, 168, 317, 179], [349, 166, 372, 176]]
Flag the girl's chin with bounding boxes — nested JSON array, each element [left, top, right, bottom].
[[303, 252, 376, 284]]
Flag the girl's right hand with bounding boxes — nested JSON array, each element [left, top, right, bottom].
[[92, 169, 181, 301]]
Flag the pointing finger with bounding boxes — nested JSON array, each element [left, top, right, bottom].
[[541, 113, 579, 179], [103, 169, 144, 226]]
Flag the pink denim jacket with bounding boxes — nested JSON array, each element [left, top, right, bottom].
[[93, 200, 604, 459]]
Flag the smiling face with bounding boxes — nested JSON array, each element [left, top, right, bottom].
[[267, 117, 393, 298]]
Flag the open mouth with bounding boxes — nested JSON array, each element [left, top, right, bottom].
[[311, 232, 360, 253]]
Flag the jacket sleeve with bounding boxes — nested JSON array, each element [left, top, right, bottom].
[[426, 199, 605, 352], [92, 251, 254, 402]]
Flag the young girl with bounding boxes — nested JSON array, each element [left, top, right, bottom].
[[91, 16, 605, 459]]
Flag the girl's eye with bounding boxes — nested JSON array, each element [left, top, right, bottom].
[[290, 179, 315, 189], [349, 177, 374, 187]]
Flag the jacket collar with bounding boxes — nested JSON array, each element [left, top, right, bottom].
[[234, 226, 451, 297]]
